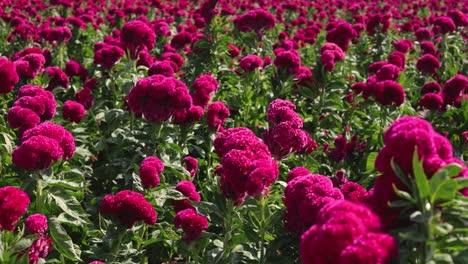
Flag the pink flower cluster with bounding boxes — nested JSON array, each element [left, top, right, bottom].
[[320, 43, 345, 72], [100, 190, 157, 228], [120, 20, 156, 58], [234, 9, 275, 37], [8, 85, 56, 133], [206, 101, 230, 131], [174, 208, 208, 242], [126, 75, 192, 122], [139, 156, 164, 189], [24, 214, 53, 264], [301, 201, 397, 264], [369, 116, 468, 229], [12, 122, 75, 170], [0, 186, 30, 231], [214, 127, 279, 205], [0, 57, 19, 94], [262, 99, 317, 160]]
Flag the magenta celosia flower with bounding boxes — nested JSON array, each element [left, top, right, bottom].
[[339, 232, 398, 264], [27, 234, 53, 264], [93, 42, 125, 69], [421, 82, 441, 95], [0, 186, 30, 231], [442, 74, 468, 104], [170, 31, 192, 50], [433, 16, 456, 35], [0, 57, 19, 94], [183, 156, 198, 177], [300, 200, 395, 264], [387, 51, 406, 69], [234, 9, 275, 36], [148, 61, 175, 77], [127, 75, 192, 122], [415, 27, 433, 41], [393, 39, 413, 53], [320, 43, 345, 72], [227, 44, 240, 58], [214, 127, 278, 204], [65, 60, 88, 80], [419, 93, 444, 110], [191, 74, 219, 108], [286, 166, 311, 182], [14, 53, 45, 79], [12, 135, 64, 170], [341, 182, 368, 203], [43, 66, 70, 90], [266, 99, 303, 128], [139, 156, 164, 189], [159, 52, 184, 72], [172, 105, 204, 125], [174, 180, 201, 212], [274, 50, 301, 73], [174, 209, 208, 241], [206, 101, 230, 131], [293, 66, 314, 88], [376, 64, 400, 81], [239, 55, 263, 72], [284, 174, 343, 234], [367, 61, 387, 74], [373, 80, 405, 106], [325, 20, 357, 51], [75, 87, 94, 109], [89, 261, 105, 264], [416, 54, 441, 75], [100, 190, 157, 228], [120, 20, 156, 58], [21, 122, 75, 160], [25, 214, 48, 234], [62, 100, 86, 123]]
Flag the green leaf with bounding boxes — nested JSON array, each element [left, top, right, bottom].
[[48, 188, 91, 226], [392, 184, 415, 202], [365, 152, 378, 172], [412, 150, 430, 200], [49, 218, 82, 261], [432, 180, 459, 203]]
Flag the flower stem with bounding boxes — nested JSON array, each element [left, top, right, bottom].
[[222, 200, 233, 262], [259, 195, 266, 264]]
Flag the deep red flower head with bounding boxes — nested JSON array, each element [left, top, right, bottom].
[[62, 100, 86, 123], [206, 101, 230, 131], [174, 209, 208, 241], [25, 214, 48, 234], [0, 186, 30, 231], [139, 156, 164, 189], [0, 57, 19, 94]]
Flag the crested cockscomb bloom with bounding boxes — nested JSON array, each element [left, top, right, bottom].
[[300, 200, 396, 264], [0, 186, 30, 231], [293, 66, 314, 88], [206, 101, 230, 131], [415, 27, 433, 41], [367, 61, 387, 74], [14, 53, 45, 79], [239, 55, 263, 72], [0, 57, 19, 94], [139, 156, 164, 189], [325, 20, 357, 51], [263, 122, 317, 160], [370, 116, 468, 229], [75, 87, 94, 109], [286, 166, 311, 182], [266, 99, 303, 128], [320, 42, 345, 72], [170, 31, 192, 50], [93, 42, 125, 69], [376, 64, 400, 81], [171, 105, 204, 125], [442, 74, 468, 104], [25, 214, 48, 234], [43, 66, 70, 90], [100, 190, 156, 228], [148, 61, 175, 77], [373, 80, 406, 106], [420, 41, 437, 55], [7, 85, 57, 131], [27, 234, 53, 264], [387, 51, 406, 69], [284, 174, 343, 234], [393, 39, 413, 53], [159, 52, 184, 72], [173, 209, 208, 241], [42, 26, 72, 43], [433, 16, 456, 35], [65, 60, 88, 80], [419, 93, 444, 110], [214, 127, 278, 204], [153, 21, 171, 37], [421, 82, 441, 95], [191, 74, 219, 108], [126, 75, 192, 122], [234, 9, 275, 36], [227, 44, 240, 58], [274, 49, 301, 73], [62, 100, 86, 123], [120, 20, 156, 58], [174, 180, 201, 212], [341, 182, 368, 203], [416, 54, 441, 75], [183, 156, 198, 177]]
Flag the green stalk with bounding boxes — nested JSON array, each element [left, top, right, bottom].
[[259, 195, 266, 264], [222, 200, 234, 262]]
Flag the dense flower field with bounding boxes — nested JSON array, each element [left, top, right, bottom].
[[0, 0, 467, 263]]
